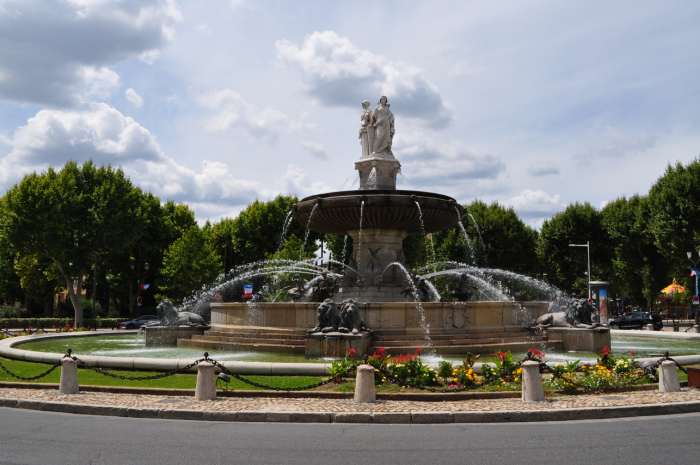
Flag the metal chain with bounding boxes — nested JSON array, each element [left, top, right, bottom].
[[72, 355, 203, 381], [210, 359, 359, 391], [0, 360, 61, 381]]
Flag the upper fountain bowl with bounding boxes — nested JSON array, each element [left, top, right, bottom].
[[293, 190, 465, 235]]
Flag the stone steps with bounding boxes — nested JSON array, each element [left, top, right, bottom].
[[178, 338, 305, 355], [370, 340, 562, 356], [373, 336, 546, 347], [189, 334, 306, 346]]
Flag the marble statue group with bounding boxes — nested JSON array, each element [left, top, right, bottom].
[[359, 96, 395, 158]]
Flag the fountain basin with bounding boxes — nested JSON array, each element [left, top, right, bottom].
[[293, 190, 464, 235]]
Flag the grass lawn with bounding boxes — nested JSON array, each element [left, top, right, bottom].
[[0, 358, 323, 391], [0, 358, 683, 393]]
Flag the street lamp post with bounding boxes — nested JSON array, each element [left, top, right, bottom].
[[687, 250, 700, 328], [569, 241, 591, 301]]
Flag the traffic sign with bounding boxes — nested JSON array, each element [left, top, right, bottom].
[[694, 295, 699, 305]]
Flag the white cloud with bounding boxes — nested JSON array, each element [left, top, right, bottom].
[[279, 164, 330, 198], [527, 161, 560, 177], [198, 89, 289, 141], [0, 0, 181, 106], [503, 189, 564, 215], [275, 31, 453, 128], [577, 127, 657, 163], [79, 66, 121, 99], [395, 135, 505, 188], [0, 103, 277, 222], [125, 88, 144, 108], [300, 141, 329, 160]]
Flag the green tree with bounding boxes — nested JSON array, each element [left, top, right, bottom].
[[433, 200, 538, 273], [602, 195, 669, 309], [13, 254, 62, 316], [158, 225, 222, 303], [648, 157, 700, 293], [0, 161, 144, 325], [537, 202, 612, 295], [231, 195, 320, 265]]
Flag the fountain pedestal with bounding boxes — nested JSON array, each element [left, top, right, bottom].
[[305, 331, 372, 358], [143, 325, 209, 346], [545, 327, 611, 352]]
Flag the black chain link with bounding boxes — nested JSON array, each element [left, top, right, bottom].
[[0, 348, 685, 394], [72, 356, 203, 381], [0, 360, 61, 381], [209, 358, 359, 391]]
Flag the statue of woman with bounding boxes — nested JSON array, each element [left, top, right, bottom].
[[359, 100, 374, 158], [371, 96, 394, 156]]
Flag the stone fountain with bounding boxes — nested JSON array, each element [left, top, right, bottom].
[[176, 96, 603, 357]]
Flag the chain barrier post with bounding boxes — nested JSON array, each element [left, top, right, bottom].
[[59, 355, 79, 394], [521, 360, 545, 402], [195, 354, 216, 401], [659, 360, 681, 392], [354, 364, 376, 403]]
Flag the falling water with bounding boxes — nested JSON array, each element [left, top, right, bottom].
[[469, 212, 487, 266], [366, 167, 378, 189], [300, 204, 318, 261], [414, 201, 436, 265], [398, 171, 413, 189], [390, 261, 432, 348], [454, 206, 475, 264], [341, 235, 349, 263], [277, 211, 294, 251]]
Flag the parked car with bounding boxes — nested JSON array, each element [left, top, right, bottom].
[[119, 315, 160, 329], [608, 312, 663, 331]]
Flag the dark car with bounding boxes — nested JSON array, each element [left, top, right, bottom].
[[119, 315, 160, 329], [608, 312, 663, 331]]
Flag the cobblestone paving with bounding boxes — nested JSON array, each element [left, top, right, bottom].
[[1, 387, 700, 413]]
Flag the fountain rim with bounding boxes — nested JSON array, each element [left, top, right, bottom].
[[293, 189, 466, 235], [297, 189, 463, 204], [3, 331, 700, 375]]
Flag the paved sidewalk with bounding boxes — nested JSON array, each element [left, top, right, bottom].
[[1, 386, 700, 423]]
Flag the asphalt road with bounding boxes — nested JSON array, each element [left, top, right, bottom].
[[1, 408, 698, 465]]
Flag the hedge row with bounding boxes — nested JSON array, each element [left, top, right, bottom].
[[1, 318, 126, 329]]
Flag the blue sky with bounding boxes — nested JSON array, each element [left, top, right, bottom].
[[1, 0, 699, 227]]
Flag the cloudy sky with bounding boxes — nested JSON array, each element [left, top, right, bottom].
[[1, 1, 699, 227]]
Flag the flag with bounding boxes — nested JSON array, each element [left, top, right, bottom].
[[691, 267, 697, 277], [244, 284, 253, 298], [338, 286, 343, 293], [140, 283, 150, 290], [514, 290, 521, 300]]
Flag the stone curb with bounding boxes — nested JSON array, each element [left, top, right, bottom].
[[2, 396, 700, 424]]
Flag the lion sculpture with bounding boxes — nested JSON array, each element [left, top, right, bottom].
[[156, 300, 208, 327], [337, 298, 369, 334], [536, 299, 595, 328], [308, 298, 339, 334]]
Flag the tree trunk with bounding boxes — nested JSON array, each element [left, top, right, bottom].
[[44, 294, 52, 317], [52, 258, 84, 326]]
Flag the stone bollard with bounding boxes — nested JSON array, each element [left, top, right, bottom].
[[195, 361, 217, 401], [645, 324, 654, 331], [521, 360, 545, 402], [59, 356, 79, 394], [659, 360, 681, 392], [354, 364, 376, 403]]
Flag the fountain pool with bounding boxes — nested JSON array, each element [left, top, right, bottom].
[[14, 332, 700, 365]]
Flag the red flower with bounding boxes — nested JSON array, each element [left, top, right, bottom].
[[348, 349, 356, 358], [378, 348, 386, 356], [628, 350, 635, 356]]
